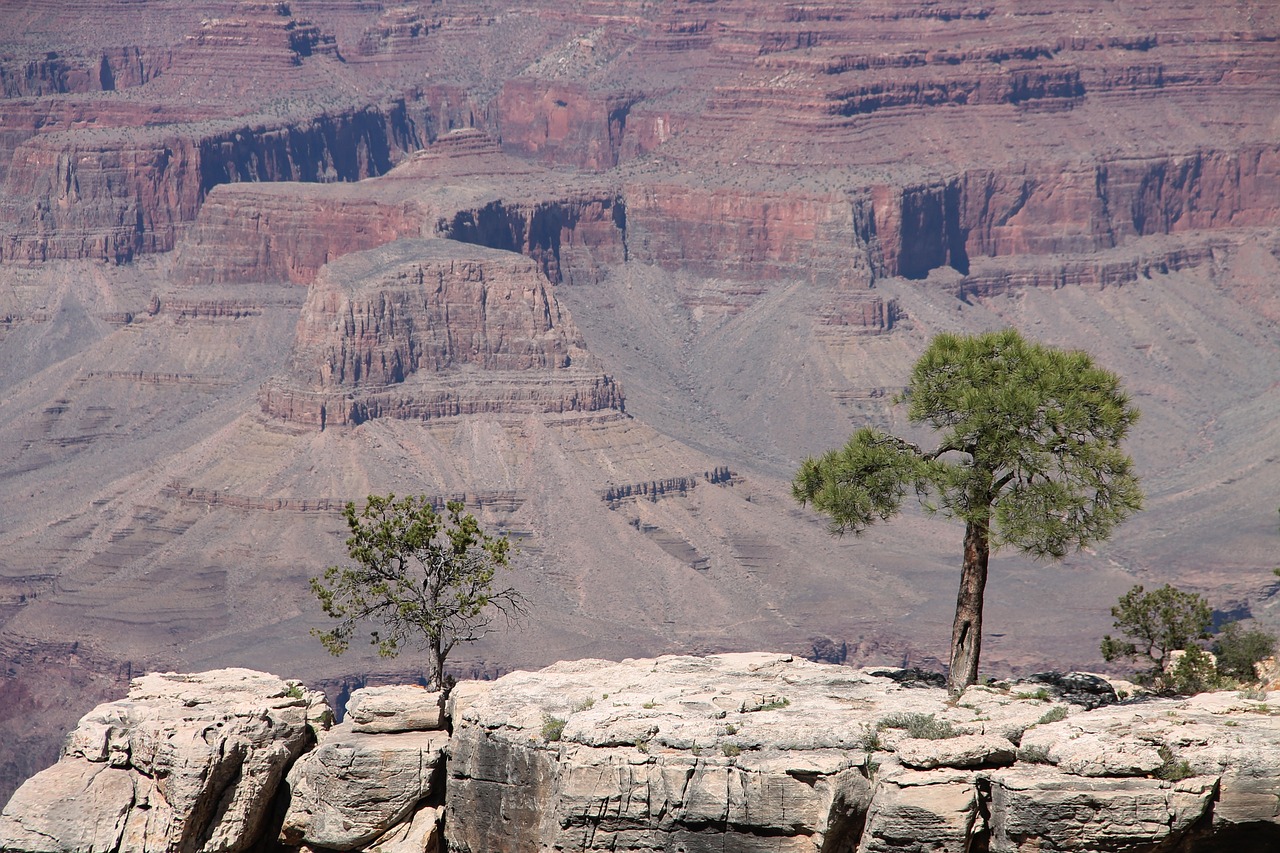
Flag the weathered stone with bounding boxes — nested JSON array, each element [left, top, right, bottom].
[[896, 734, 1017, 770], [346, 685, 444, 733], [857, 769, 980, 853], [280, 725, 448, 851], [366, 804, 443, 853], [1023, 671, 1119, 709], [0, 669, 323, 853], [986, 767, 1215, 852]]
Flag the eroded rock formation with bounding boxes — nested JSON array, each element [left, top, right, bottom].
[[3, 658, 1279, 853], [261, 238, 624, 427]]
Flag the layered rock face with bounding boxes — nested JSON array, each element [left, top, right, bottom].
[[450, 654, 1280, 852], [0, 2, 435, 265], [261, 239, 624, 427], [4, 659, 1279, 853], [0, 669, 328, 853]]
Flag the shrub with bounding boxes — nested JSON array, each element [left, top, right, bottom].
[[542, 715, 567, 742], [1154, 745, 1194, 781], [721, 743, 742, 758], [1100, 584, 1212, 684], [1166, 646, 1219, 695], [1037, 706, 1068, 725], [878, 712, 959, 739], [1019, 744, 1053, 764], [1214, 622, 1277, 682]]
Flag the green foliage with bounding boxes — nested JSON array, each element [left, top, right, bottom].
[[311, 495, 524, 694], [857, 723, 884, 751], [903, 330, 1142, 556], [1154, 746, 1195, 781], [721, 743, 742, 758], [758, 697, 790, 712], [574, 697, 596, 712], [878, 712, 959, 740], [1100, 583, 1213, 680], [542, 715, 566, 742], [1014, 688, 1052, 702], [794, 329, 1142, 693], [723, 723, 738, 736], [284, 683, 305, 700], [1166, 646, 1220, 695], [1037, 706, 1068, 725], [1214, 622, 1277, 682]]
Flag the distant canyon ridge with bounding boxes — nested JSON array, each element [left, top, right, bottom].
[[1, 0, 1279, 802]]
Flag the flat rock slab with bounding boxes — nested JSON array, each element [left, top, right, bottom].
[[345, 685, 445, 733]]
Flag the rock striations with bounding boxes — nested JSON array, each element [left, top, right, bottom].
[[260, 239, 624, 428], [4, 656, 1279, 853]]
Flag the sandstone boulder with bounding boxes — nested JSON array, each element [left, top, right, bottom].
[[345, 685, 444, 733], [0, 669, 325, 853], [280, 724, 449, 850], [896, 734, 1016, 770]]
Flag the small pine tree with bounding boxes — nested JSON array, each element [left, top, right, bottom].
[[1101, 583, 1212, 685], [311, 495, 525, 698]]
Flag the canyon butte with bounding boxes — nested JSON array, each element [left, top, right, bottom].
[[1, 0, 1279, 809]]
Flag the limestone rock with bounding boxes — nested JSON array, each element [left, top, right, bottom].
[[986, 767, 1215, 852], [280, 725, 448, 851], [345, 685, 444, 733], [366, 804, 443, 853], [857, 769, 980, 853], [0, 669, 323, 853], [896, 734, 1016, 770], [445, 655, 1280, 853]]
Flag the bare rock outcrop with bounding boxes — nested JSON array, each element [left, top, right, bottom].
[[279, 726, 447, 851], [446, 653, 1280, 853], [0, 669, 327, 853], [261, 238, 625, 427], [3, 658, 1279, 852]]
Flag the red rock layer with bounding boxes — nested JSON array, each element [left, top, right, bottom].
[[0, 102, 430, 264], [261, 238, 625, 427]]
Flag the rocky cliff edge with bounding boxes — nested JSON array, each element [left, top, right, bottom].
[[2, 654, 1278, 853]]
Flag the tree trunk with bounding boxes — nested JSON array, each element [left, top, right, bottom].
[[947, 517, 990, 695]]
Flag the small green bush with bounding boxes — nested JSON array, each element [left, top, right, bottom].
[[1037, 706, 1068, 725], [1014, 688, 1051, 702], [1214, 622, 1277, 682], [724, 723, 738, 735], [721, 743, 742, 758], [1166, 646, 1219, 695], [878, 712, 959, 740], [857, 723, 884, 751], [759, 697, 790, 711], [1154, 745, 1194, 781], [541, 715, 567, 742]]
